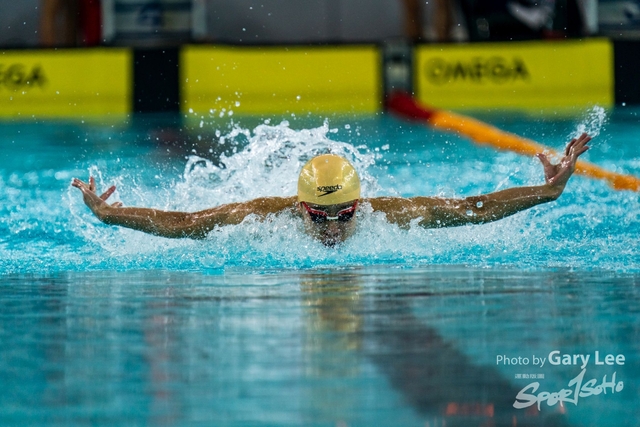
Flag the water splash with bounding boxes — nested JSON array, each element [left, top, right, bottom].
[[172, 120, 382, 211], [572, 105, 607, 140]]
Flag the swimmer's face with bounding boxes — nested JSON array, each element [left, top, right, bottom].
[[298, 200, 358, 247]]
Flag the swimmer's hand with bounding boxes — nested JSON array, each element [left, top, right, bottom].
[[72, 177, 122, 220], [536, 132, 591, 193]]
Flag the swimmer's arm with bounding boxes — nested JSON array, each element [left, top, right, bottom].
[[369, 184, 562, 228], [369, 133, 591, 228], [391, 186, 563, 227], [101, 199, 295, 239], [72, 177, 296, 239]]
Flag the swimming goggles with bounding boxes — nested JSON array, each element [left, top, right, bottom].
[[301, 201, 358, 224]]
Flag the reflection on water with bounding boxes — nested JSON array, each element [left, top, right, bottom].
[[299, 270, 562, 427], [2, 267, 638, 426]]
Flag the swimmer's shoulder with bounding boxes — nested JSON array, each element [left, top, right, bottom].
[[362, 196, 443, 226], [364, 196, 439, 211], [242, 196, 298, 216], [191, 196, 297, 228]]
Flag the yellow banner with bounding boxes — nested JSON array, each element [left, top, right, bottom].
[[0, 49, 132, 118], [182, 45, 381, 115], [415, 39, 613, 111]]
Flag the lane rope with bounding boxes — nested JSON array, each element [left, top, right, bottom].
[[386, 92, 640, 192]]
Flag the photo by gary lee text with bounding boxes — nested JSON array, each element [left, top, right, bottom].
[[496, 350, 625, 369]]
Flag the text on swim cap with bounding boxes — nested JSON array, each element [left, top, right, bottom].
[[317, 185, 342, 196]]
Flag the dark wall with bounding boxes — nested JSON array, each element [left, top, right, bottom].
[[614, 40, 640, 105]]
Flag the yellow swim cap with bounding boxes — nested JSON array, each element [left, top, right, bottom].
[[298, 154, 361, 205]]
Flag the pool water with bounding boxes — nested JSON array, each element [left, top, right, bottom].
[[1, 108, 639, 426], [1, 109, 639, 273]]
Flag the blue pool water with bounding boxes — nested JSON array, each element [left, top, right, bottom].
[[1, 108, 639, 272], [1, 108, 639, 426]]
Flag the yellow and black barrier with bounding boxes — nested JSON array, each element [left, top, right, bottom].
[[181, 45, 381, 115], [0, 49, 132, 118], [1, 39, 636, 118], [414, 38, 614, 111]]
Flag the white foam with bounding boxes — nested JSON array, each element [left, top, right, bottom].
[[171, 120, 382, 211], [572, 105, 608, 140]]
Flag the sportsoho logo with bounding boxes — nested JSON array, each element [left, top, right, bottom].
[[0, 64, 47, 90], [424, 57, 530, 85]]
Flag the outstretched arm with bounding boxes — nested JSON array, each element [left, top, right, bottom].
[[72, 177, 296, 239], [368, 133, 591, 228]]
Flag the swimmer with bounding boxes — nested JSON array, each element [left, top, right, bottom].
[[73, 133, 591, 247]]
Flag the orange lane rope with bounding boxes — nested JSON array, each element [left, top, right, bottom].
[[387, 92, 640, 192]]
